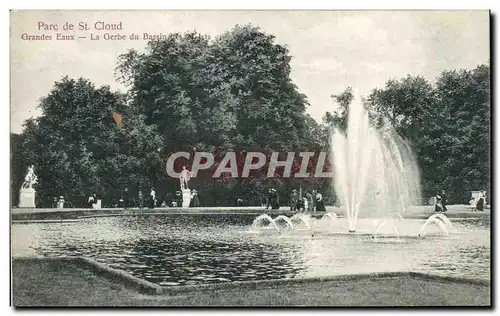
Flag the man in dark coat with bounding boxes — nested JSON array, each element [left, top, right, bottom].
[[138, 190, 144, 209], [440, 190, 448, 212], [123, 188, 130, 209], [315, 191, 326, 212], [290, 189, 299, 211], [266, 189, 279, 210]]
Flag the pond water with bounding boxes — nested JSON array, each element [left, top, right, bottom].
[[11, 213, 490, 286]]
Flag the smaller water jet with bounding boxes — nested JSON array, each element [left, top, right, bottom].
[[290, 214, 312, 230], [273, 215, 294, 230], [391, 212, 404, 220], [372, 218, 401, 241], [430, 213, 454, 231], [251, 214, 279, 230], [418, 214, 453, 237], [320, 212, 338, 221]]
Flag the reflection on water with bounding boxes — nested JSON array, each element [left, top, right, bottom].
[[11, 214, 490, 286]]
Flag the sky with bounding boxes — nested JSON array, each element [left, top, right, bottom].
[[10, 10, 490, 134]]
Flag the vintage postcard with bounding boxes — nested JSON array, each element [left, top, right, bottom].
[[10, 10, 491, 307]]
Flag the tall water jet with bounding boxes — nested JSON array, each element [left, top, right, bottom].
[[331, 96, 421, 232]]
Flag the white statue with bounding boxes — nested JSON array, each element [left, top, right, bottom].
[[19, 165, 37, 208], [22, 165, 38, 189], [180, 166, 192, 190]]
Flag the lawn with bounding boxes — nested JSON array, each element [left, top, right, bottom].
[[12, 258, 491, 307]]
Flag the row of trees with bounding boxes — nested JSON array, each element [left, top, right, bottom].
[[10, 24, 490, 207]]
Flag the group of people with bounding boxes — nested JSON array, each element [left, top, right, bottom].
[[85, 187, 201, 209], [434, 189, 448, 212], [130, 188, 157, 209], [289, 189, 326, 212], [170, 189, 200, 207], [51, 196, 69, 208], [435, 189, 488, 213], [265, 188, 326, 212], [470, 190, 487, 212]]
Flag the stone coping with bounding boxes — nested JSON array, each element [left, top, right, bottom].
[[12, 219, 82, 224], [12, 206, 272, 214], [11, 212, 489, 225], [12, 257, 490, 297], [11, 205, 490, 222], [77, 211, 270, 218]]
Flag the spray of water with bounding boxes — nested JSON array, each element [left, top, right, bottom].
[[331, 96, 421, 232]]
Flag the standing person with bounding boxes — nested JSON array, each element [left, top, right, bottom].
[[52, 196, 58, 208], [302, 197, 309, 212], [476, 190, 485, 212], [266, 188, 279, 210], [315, 191, 326, 212], [290, 189, 299, 212], [272, 189, 280, 209], [123, 188, 130, 209], [138, 190, 144, 209], [87, 193, 97, 208], [191, 189, 200, 207], [306, 192, 313, 212], [440, 189, 448, 212], [57, 196, 65, 209], [150, 187, 156, 209], [266, 189, 272, 210], [311, 190, 317, 212], [173, 190, 182, 207], [435, 191, 443, 212]]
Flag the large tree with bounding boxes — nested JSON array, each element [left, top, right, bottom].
[[323, 87, 354, 134], [115, 25, 323, 205], [426, 65, 490, 203], [11, 76, 161, 207], [366, 75, 436, 143]]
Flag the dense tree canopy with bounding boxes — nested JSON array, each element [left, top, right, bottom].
[[11, 77, 163, 207], [10, 24, 490, 207], [13, 25, 328, 207]]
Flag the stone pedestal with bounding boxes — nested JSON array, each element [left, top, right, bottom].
[[19, 187, 36, 208], [181, 189, 192, 208], [92, 199, 102, 209]]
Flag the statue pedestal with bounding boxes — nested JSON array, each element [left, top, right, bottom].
[[19, 187, 36, 208], [92, 199, 102, 209], [181, 189, 192, 208]]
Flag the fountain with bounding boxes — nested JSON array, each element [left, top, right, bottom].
[[331, 96, 421, 232]]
